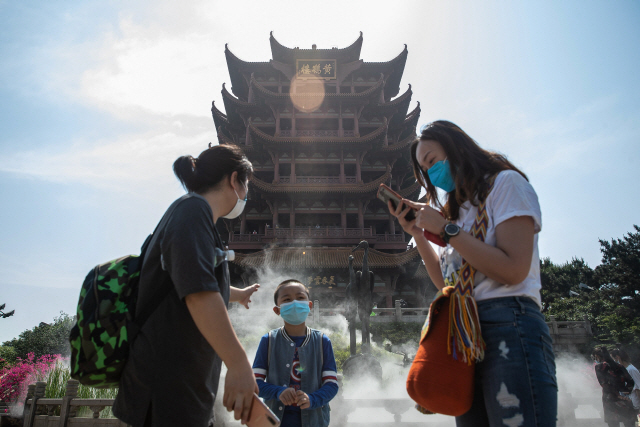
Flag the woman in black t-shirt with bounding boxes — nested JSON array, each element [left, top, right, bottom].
[[114, 144, 259, 427]]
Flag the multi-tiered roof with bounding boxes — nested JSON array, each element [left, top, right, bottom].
[[211, 33, 434, 307]]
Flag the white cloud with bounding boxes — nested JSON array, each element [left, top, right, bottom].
[[0, 116, 216, 195]]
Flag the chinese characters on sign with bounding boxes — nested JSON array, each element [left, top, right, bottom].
[[296, 59, 337, 80], [307, 276, 336, 287]]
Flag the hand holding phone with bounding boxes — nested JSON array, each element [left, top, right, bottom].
[[247, 393, 280, 427], [377, 184, 416, 221], [377, 184, 446, 247]]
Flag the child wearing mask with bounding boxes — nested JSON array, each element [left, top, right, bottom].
[[252, 280, 338, 427]]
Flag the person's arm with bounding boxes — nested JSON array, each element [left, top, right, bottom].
[[305, 335, 339, 409], [252, 334, 288, 401], [185, 291, 258, 423], [388, 201, 445, 289], [230, 284, 260, 309]]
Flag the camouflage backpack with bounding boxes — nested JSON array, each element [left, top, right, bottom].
[[69, 233, 168, 388]]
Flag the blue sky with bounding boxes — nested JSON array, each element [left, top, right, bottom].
[[1, 0, 639, 343]]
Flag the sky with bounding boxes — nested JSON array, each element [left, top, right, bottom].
[[1, 0, 639, 343]]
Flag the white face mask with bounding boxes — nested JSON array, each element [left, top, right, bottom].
[[222, 185, 247, 219]]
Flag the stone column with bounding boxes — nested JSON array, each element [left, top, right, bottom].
[[59, 379, 79, 426]]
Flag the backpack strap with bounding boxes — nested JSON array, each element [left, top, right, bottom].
[[129, 199, 185, 339]]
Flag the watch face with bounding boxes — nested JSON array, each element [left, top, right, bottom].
[[445, 223, 460, 235]]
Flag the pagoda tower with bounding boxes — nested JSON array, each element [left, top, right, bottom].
[[211, 32, 436, 308]]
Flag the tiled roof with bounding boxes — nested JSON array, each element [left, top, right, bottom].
[[380, 134, 415, 153], [269, 31, 363, 64], [233, 246, 421, 269]]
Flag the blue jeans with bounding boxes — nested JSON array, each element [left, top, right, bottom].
[[456, 297, 558, 427]]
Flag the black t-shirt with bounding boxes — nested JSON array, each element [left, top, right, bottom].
[[113, 193, 230, 427]]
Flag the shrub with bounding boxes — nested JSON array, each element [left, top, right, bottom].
[[0, 353, 60, 402]]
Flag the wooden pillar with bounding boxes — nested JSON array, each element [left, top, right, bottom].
[[357, 201, 364, 229], [338, 103, 343, 137], [341, 198, 347, 229], [386, 293, 393, 308], [340, 148, 345, 183], [389, 214, 396, 234], [290, 210, 296, 229], [356, 153, 362, 183], [353, 110, 359, 137], [291, 148, 296, 183], [274, 153, 280, 183], [292, 107, 297, 137], [275, 108, 281, 135], [245, 125, 251, 145], [240, 211, 246, 234], [273, 201, 279, 227]]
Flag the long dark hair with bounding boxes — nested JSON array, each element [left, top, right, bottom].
[[410, 120, 527, 221], [173, 143, 253, 193], [593, 346, 630, 378]]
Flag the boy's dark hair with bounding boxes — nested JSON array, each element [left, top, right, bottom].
[[274, 279, 310, 305]]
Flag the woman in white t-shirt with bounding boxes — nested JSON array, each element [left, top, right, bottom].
[[390, 120, 557, 427]]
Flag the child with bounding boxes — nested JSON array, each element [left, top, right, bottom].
[[252, 279, 339, 427]]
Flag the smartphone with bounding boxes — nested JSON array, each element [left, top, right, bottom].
[[377, 184, 446, 247], [377, 184, 416, 221], [247, 394, 280, 427]]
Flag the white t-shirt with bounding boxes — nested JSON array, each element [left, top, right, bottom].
[[626, 364, 640, 409], [439, 170, 543, 307]]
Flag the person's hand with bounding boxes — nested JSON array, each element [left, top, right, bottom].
[[411, 201, 448, 235], [387, 200, 425, 239], [223, 362, 259, 424], [238, 284, 260, 309], [296, 390, 311, 409], [279, 387, 297, 406]]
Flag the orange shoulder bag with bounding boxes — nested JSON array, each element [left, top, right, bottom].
[[406, 183, 493, 416]]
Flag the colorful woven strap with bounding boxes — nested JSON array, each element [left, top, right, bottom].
[[446, 178, 495, 364]]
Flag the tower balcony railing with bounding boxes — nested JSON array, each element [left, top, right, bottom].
[[228, 227, 406, 245], [277, 176, 357, 184], [278, 130, 356, 138]]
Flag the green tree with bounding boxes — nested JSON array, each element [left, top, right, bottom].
[[2, 312, 74, 359], [543, 226, 640, 346], [540, 257, 594, 313]]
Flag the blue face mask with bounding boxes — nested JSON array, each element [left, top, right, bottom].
[[278, 301, 310, 325], [427, 159, 456, 192]]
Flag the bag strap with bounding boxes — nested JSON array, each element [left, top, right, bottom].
[[446, 175, 497, 364], [452, 176, 497, 294], [129, 199, 183, 338]]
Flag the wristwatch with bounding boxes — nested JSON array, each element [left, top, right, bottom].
[[441, 222, 461, 244]]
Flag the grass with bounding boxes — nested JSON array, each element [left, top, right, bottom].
[[41, 362, 118, 418]]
